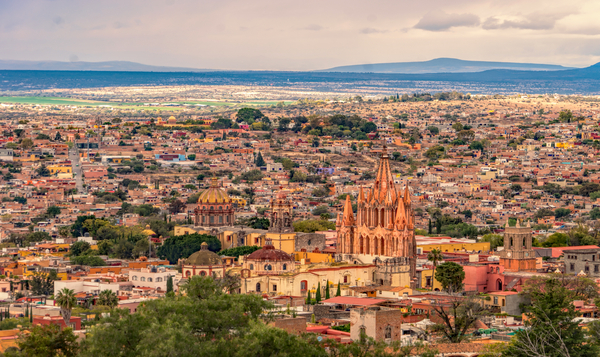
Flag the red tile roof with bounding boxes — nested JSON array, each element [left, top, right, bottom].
[[321, 297, 388, 306]]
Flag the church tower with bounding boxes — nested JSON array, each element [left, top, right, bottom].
[[269, 190, 294, 233], [499, 220, 537, 272]]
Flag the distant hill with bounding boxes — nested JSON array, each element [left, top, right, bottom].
[[320, 58, 575, 74], [0, 60, 212, 72]]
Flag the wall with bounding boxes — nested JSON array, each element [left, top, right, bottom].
[[295, 233, 326, 252], [350, 307, 403, 342]]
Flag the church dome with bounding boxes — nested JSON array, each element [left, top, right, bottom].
[[168, 116, 177, 123], [247, 240, 293, 262], [198, 177, 231, 204], [185, 242, 222, 266]]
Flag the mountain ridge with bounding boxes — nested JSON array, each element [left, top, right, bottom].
[[0, 59, 214, 72], [319, 58, 577, 74]]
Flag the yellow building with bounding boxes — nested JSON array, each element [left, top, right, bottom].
[[419, 268, 444, 291], [293, 251, 334, 264], [47, 165, 73, 178], [418, 241, 490, 254]]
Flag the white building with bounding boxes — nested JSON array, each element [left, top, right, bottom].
[[129, 266, 179, 292]]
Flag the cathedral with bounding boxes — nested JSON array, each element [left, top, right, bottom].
[[336, 147, 417, 285]]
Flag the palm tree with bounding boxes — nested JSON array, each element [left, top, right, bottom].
[[97, 289, 119, 309], [55, 288, 76, 328], [427, 249, 443, 291]]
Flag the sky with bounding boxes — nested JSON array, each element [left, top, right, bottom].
[[1, 0, 600, 71]]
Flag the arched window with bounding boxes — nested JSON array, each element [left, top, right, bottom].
[[256, 282, 261, 292], [156, 277, 162, 282], [523, 238, 526, 247], [185, 271, 191, 277], [384, 325, 392, 339], [300, 280, 307, 291], [200, 271, 206, 276], [264, 264, 272, 271], [147, 278, 153, 282], [218, 206, 222, 210], [282, 264, 287, 270], [210, 206, 214, 210], [140, 277, 146, 282], [132, 276, 138, 281], [249, 264, 254, 270]]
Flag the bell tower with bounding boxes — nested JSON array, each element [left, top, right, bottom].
[[499, 220, 537, 272]]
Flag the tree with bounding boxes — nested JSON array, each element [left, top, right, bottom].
[[293, 219, 335, 233], [10, 324, 79, 357], [432, 295, 487, 343], [97, 289, 119, 309], [480, 233, 504, 250], [35, 164, 51, 177], [166, 275, 174, 293], [325, 280, 330, 299], [427, 126, 439, 135], [29, 270, 59, 295], [315, 282, 321, 304], [306, 289, 312, 305], [236, 108, 266, 124], [55, 288, 76, 328], [336, 281, 341, 296], [558, 109, 573, 123], [20, 138, 34, 150], [542, 233, 569, 247], [69, 241, 91, 257], [452, 122, 464, 132], [218, 246, 261, 258], [504, 276, 598, 357], [255, 152, 266, 167], [554, 208, 571, 219], [168, 199, 186, 214], [157, 233, 221, 264], [311, 205, 330, 216], [427, 249, 443, 291], [435, 262, 465, 294]]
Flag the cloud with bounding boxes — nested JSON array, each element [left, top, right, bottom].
[[414, 10, 480, 31], [360, 27, 387, 34], [482, 14, 564, 30], [302, 24, 323, 31]]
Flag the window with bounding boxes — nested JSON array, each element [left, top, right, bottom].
[[140, 277, 146, 282], [200, 271, 206, 276], [186, 271, 191, 277], [256, 283, 261, 292], [282, 264, 287, 270], [301, 280, 307, 291], [250, 264, 254, 270], [156, 277, 162, 282], [219, 216, 223, 223], [570, 263, 575, 272], [264, 264, 272, 271], [595, 265, 599, 273], [132, 276, 138, 281], [148, 278, 153, 282], [344, 275, 348, 283], [226, 216, 229, 222], [493, 296, 498, 305], [586, 266, 590, 272], [210, 216, 214, 223], [384, 325, 392, 339], [273, 285, 277, 292]]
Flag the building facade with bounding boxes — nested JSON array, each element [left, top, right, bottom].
[[564, 248, 600, 276], [499, 220, 537, 272], [193, 177, 235, 227], [268, 190, 294, 234], [336, 147, 417, 284]]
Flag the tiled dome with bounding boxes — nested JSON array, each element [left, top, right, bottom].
[[198, 177, 231, 204], [185, 242, 222, 266], [247, 240, 293, 262]]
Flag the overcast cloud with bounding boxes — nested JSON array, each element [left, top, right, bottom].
[[0, 0, 599, 70]]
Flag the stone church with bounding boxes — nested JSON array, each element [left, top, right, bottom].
[[336, 147, 417, 287]]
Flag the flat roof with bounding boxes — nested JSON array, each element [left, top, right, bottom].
[[321, 297, 388, 306]]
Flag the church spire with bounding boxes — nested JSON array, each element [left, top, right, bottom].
[[403, 184, 411, 205], [358, 186, 365, 204], [342, 195, 355, 226], [395, 195, 406, 229], [372, 145, 396, 203]]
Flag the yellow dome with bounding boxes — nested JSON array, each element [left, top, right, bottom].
[[198, 177, 231, 204], [168, 116, 177, 122]]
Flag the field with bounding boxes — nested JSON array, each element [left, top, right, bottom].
[[0, 96, 295, 110]]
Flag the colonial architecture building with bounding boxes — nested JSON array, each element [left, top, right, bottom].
[[181, 242, 226, 278], [336, 147, 417, 286], [268, 190, 294, 233], [499, 220, 537, 272], [193, 177, 235, 227]]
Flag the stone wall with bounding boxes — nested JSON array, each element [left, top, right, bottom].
[[295, 233, 326, 252], [270, 317, 306, 335]]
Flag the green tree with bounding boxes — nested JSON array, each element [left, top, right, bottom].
[[427, 249, 443, 291], [325, 280, 330, 299], [56, 288, 76, 327], [255, 152, 266, 167], [504, 277, 599, 357], [218, 246, 261, 258], [554, 208, 571, 219], [315, 282, 321, 304], [293, 219, 335, 233], [427, 126, 440, 135], [480, 233, 504, 250], [9, 324, 79, 357], [542, 233, 569, 247], [69, 241, 91, 257], [157, 233, 221, 264], [336, 281, 341, 296], [29, 270, 59, 295], [35, 163, 51, 177], [97, 290, 119, 309], [432, 295, 486, 344], [166, 275, 174, 293], [435, 262, 465, 294], [558, 109, 573, 123], [236, 108, 266, 124]]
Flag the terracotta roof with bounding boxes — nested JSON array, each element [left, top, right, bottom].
[[247, 240, 293, 262], [321, 297, 388, 306]]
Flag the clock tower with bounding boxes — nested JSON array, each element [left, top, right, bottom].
[[499, 219, 537, 272]]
